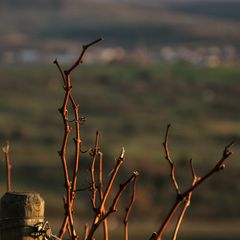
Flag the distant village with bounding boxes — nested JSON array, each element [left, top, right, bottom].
[[1, 43, 239, 67]]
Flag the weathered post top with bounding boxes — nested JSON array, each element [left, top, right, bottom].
[[0, 192, 45, 240]]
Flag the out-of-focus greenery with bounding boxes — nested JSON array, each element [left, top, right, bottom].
[[0, 62, 239, 237]]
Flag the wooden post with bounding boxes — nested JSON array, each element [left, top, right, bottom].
[[0, 192, 45, 240]]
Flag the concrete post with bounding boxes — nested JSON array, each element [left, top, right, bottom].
[[0, 192, 45, 240]]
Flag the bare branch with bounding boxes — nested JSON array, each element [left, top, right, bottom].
[[172, 159, 198, 240], [59, 197, 70, 239], [98, 147, 125, 216], [103, 172, 139, 222], [163, 124, 180, 196], [57, 60, 78, 240], [86, 172, 139, 240], [70, 98, 81, 199], [84, 224, 89, 240], [65, 38, 103, 74], [182, 141, 234, 198], [154, 141, 234, 240], [2, 142, 11, 192], [53, 59, 66, 85], [98, 152, 109, 240], [124, 173, 138, 240], [89, 131, 100, 210]]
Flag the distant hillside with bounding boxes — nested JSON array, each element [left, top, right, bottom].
[[170, 1, 240, 21], [1, 0, 240, 50]]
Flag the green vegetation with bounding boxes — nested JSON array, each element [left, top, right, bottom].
[[0, 62, 239, 237]]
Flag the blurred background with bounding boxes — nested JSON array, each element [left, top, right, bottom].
[[0, 0, 240, 239]]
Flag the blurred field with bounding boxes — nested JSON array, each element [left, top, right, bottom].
[[0, 62, 239, 238]]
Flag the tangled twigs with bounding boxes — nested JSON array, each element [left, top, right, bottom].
[[87, 147, 125, 239], [54, 38, 139, 240], [2, 142, 11, 192], [52, 39, 232, 240], [151, 125, 234, 240], [86, 170, 139, 240]]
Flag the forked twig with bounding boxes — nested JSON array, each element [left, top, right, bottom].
[[152, 125, 234, 240], [172, 159, 197, 240], [102, 172, 139, 222], [86, 171, 139, 240], [87, 147, 125, 239]]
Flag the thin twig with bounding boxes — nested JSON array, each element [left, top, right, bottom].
[[70, 88, 81, 199], [124, 173, 138, 240], [98, 147, 125, 217], [102, 172, 139, 222], [181, 141, 234, 198], [84, 224, 89, 240], [2, 143, 11, 192], [65, 38, 103, 74], [89, 131, 100, 210], [98, 152, 109, 240], [163, 124, 180, 196], [53, 59, 66, 85], [86, 148, 126, 240], [59, 197, 72, 239], [172, 160, 198, 240], [57, 72, 77, 239]]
